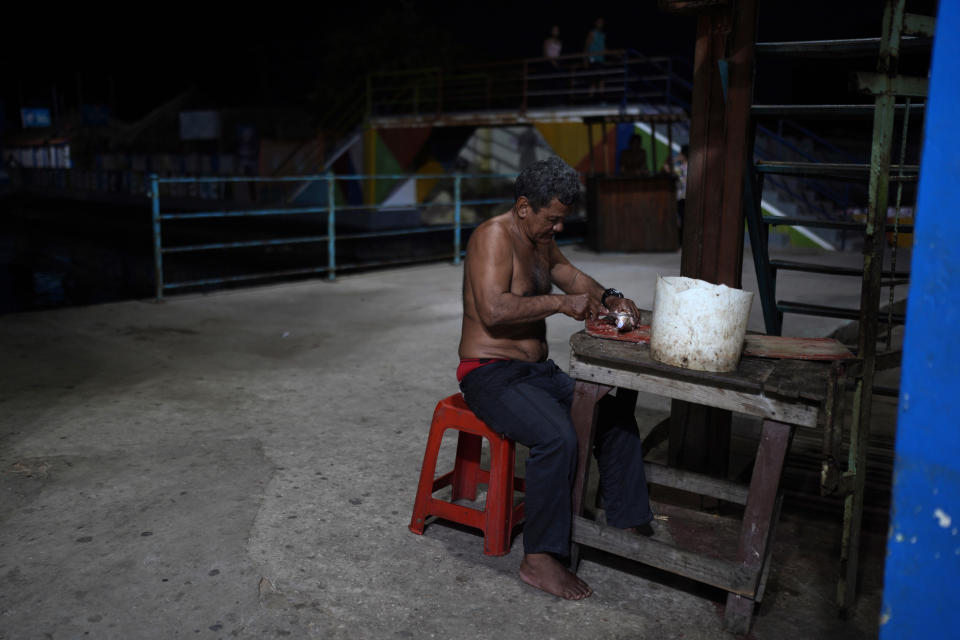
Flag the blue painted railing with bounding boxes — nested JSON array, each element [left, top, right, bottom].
[[149, 172, 582, 301]]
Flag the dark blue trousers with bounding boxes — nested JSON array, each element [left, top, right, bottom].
[[459, 359, 653, 557]]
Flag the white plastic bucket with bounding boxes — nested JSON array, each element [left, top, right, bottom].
[[650, 276, 754, 372]]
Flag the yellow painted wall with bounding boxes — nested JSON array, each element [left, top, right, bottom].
[[416, 159, 446, 202], [534, 123, 588, 168], [534, 122, 616, 174]]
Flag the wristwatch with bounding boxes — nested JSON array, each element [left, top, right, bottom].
[[601, 288, 624, 308]]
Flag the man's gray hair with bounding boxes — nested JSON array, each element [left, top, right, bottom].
[[514, 156, 581, 212]]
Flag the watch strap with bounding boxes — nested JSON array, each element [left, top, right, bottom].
[[601, 288, 624, 307]]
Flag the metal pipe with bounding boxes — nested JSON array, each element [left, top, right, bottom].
[[163, 235, 331, 254], [522, 60, 528, 115], [621, 54, 629, 110], [150, 174, 164, 301], [162, 206, 332, 220], [459, 198, 513, 207], [154, 172, 519, 184], [666, 58, 673, 108], [365, 74, 372, 118], [148, 172, 523, 297], [886, 97, 912, 349], [338, 225, 463, 241], [327, 172, 336, 280]]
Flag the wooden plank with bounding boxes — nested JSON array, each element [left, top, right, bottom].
[[755, 494, 785, 603], [856, 71, 929, 98], [743, 335, 855, 360], [572, 515, 756, 596], [568, 381, 610, 570], [570, 331, 774, 395], [569, 358, 820, 428], [584, 327, 856, 361], [569, 382, 610, 518], [645, 462, 750, 505], [723, 419, 793, 633], [762, 358, 834, 403]]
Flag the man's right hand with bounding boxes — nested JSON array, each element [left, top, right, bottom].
[[560, 293, 604, 321]]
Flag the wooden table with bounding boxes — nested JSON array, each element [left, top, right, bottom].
[[566, 331, 848, 634]]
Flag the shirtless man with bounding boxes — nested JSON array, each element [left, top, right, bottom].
[[457, 157, 653, 600]]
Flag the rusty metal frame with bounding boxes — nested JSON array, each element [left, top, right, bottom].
[[839, 0, 912, 615]]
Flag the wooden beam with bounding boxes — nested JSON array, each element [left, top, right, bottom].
[[724, 419, 793, 633], [568, 359, 820, 428], [856, 72, 929, 97], [572, 515, 756, 595], [645, 462, 750, 505], [673, 0, 758, 477], [569, 382, 611, 518]]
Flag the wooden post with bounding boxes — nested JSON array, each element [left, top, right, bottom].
[[650, 120, 658, 174], [670, 0, 758, 477], [601, 120, 610, 174], [587, 122, 596, 176], [568, 380, 611, 569], [723, 419, 793, 633], [667, 121, 674, 171]]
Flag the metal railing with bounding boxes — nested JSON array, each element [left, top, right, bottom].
[[364, 49, 692, 120], [148, 172, 584, 301]]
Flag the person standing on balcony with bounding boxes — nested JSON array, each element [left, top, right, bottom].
[[543, 25, 564, 105], [543, 25, 562, 66], [457, 156, 654, 600], [584, 18, 606, 100]]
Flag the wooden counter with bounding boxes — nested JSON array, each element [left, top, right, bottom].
[[587, 174, 679, 252]]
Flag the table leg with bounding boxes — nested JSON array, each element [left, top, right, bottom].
[[568, 380, 611, 570], [723, 419, 794, 634]]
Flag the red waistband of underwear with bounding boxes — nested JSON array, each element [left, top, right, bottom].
[[456, 358, 507, 382]]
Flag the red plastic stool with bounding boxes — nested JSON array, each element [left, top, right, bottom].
[[409, 393, 525, 556]]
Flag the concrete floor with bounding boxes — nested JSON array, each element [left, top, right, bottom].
[[0, 246, 899, 639]]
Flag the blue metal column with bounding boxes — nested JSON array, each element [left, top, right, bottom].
[[880, 5, 960, 637], [149, 174, 164, 301]]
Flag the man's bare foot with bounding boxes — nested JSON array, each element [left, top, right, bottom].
[[519, 553, 592, 600]]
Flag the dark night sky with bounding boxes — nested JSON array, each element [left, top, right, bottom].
[[1, 3, 696, 120], [0, 1, 935, 125]]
